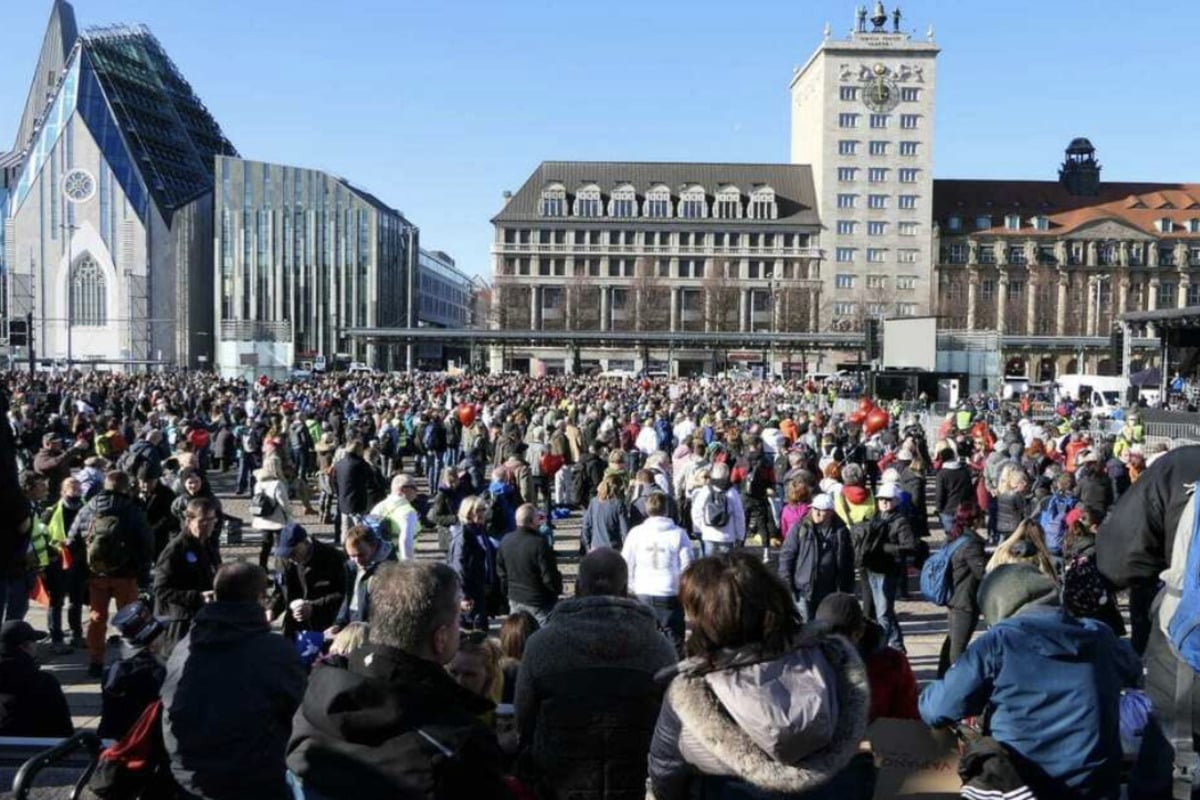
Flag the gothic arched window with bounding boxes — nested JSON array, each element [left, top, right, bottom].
[[71, 256, 107, 327]]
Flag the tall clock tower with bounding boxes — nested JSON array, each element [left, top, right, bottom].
[[791, 5, 939, 330]]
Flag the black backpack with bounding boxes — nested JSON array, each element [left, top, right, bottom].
[[702, 488, 731, 528], [249, 486, 276, 518], [87, 507, 132, 576]]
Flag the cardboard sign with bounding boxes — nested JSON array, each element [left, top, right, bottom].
[[867, 718, 961, 799]]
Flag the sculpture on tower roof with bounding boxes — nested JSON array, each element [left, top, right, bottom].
[[871, 1, 888, 31], [856, 5, 867, 33], [893, 6, 902, 32]]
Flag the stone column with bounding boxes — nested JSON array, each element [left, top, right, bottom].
[[1085, 276, 1097, 336], [599, 286, 609, 332], [530, 286, 540, 331], [704, 289, 713, 333], [1056, 272, 1069, 336], [1086, 241, 1098, 267], [1182, 273, 1192, 309], [669, 287, 680, 332], [966, 269, 979, 330], [1118, 274, 1130, 315], [809, 289, 820, 332], [1119, 241, 1130, 267], [739, 289, 749, 332], [1025, 272, 1037, 335], [1150, 244, 1160, 268], [996, 270, 1009, 334], [1149, 278, 1160, 311]]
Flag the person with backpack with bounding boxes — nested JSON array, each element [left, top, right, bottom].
[[68, 470, 154, 677], [737, 440, 779, 547], [689, 462, 745, 556], [250, 455, 292, 569], [930, 503, 987, 677], [934, 447, 975, 534], [1061, 509, 1125, 637], [1038, 471, 1078, 556], [368, 474, 422, 559], [777, 493, 854, 622]]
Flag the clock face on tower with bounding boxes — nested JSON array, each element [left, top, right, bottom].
[[861, 64, 899, 113]]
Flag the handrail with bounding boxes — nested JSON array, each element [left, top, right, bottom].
[[12, 731, 103, 800]]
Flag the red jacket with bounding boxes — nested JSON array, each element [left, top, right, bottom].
[[866, 645, 920, 722]]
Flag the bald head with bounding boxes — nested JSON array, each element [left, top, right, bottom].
[[576, 548, 628, 598]]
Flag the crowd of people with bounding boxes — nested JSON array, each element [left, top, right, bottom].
[[0, 367, 1192, 799]]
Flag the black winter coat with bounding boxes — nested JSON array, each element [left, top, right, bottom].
[[498, 527, 563, 608], [1076, 469, 1115, 519], [162, 602, 305, 800], [447, 522, 498, 604], [946, 533, 988, 612], [0, 651, 73, 738], [993, 492, 1029, 536], [898, 466, 930, 539], [288, 644, 508, 800], [332, 453, 379, 516], [515, 596, 677, 800], [934, 465, 975, 517], [98, 649, 166, 740], [858, 511, 915, 575], [778, 516, 855, 603], [270, 539, 348, 638], [152, 533, 218, 652]]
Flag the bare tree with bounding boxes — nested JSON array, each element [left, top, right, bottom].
[[631, 257, 670, 332], [704, 262, 740, 332], [568, 271, 601, 330]]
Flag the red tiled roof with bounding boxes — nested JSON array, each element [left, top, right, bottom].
[[933, 179, 1200, 237]]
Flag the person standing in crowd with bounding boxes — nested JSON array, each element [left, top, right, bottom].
[[778, 479, 813, 541], [98, 599, 167, 740], [235, 421, 263, 498], [935, 447, 975, 534], [987, 519, 1058, 577], [137, 464, 179, 559], [269, 523, 348, 641], [921, 563, 1142, 799], [429, 466, 471, 549], [858, 483, 914, 652], [499, 611, 539, 704], [332, 439, 381, 542], [153, 497, 221, 653], [992, 463, 1030, 546], [447, 496, 499, 630], [33, 432, 73, 497], [690, 462, 745, 556], [622, 492, 693, 651], [778, 493, 855, 622], [936, 503, 988, 677], [1075, 449, 1115, 520], [289, 561, 510, 799], [327, 523, 395, 636], [162, 563, 305, 800], [516, 548, 677, 798], [43, 475, 87, 651], [497, 504, 563, 626], [68, 470, 154, 678], [0, 620, 73, 737], [648, 551, 873, 800], [368, 473, 422, 559], [250, 454, 292, 569], [580, 475, 629, 552]]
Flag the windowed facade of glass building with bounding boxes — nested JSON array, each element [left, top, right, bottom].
[[213, 155, 418, 376]]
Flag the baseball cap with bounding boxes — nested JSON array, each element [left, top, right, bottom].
[[876, 483, 900, 501], [811, 493, 835, 512], [0, 620, 48, 654], [112, 600, 165, 648], [273, 522, 309, 558]]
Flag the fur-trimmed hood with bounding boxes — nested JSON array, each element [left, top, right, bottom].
[[664, 633, 869, 794]]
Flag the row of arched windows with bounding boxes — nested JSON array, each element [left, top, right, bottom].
[[540, 182, 779, 221]]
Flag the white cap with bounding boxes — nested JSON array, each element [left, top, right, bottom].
[[812, 493, 835, 511], [881, 467, 901, 485], [876, 483, 900, 501]]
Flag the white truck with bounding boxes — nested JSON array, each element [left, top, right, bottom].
[[1054, 374, 1129, 417]]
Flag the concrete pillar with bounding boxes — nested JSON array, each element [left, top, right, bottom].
[[1179, 274, 1191, 309], [600, 286, 609, 332], [996, 270, 1008, 334], [1150, 245, 1160, 268], [1149, 278, 1160, 311], [704, 289, 713, 333], [669, 287, 680, 332], [1056, 273, 1069, 336], [809, 289, 819, 332], [738, 289, 749, 332], [530, 286, 539, 331], [1025, 273, 1037, 335], [966, 269, 978, 330], [1118, 276, 1129, 315], [1085, 276, 1096, 336], [1086, 241, 1098, 267]]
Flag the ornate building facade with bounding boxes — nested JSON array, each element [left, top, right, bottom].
[[933, 139, 1197, 378]]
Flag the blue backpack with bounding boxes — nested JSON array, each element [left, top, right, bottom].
[[353, 514, 393, 544], [1167, 493, 1200, 671], [1039, 492, 1077, 555], [920, 536, 970, 606]]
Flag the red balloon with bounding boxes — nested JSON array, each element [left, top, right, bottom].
[[864, 407, 890, 436], [457, 403, 476, 427], [848, 410, 867, 425], [858, 397, 875, 413]]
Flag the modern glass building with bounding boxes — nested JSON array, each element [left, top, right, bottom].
[[415, 248, 473, 369], [213, 156, 418, 377], [2, 2, 236, 368]]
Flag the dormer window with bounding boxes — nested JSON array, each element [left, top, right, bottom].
[[749, 186, 778, 220], [714, 186, 742, 220], [608, 183, 637, 218], [644, 184, 672, 218], [574, 184, 602, 217], [1158, 217, 1174, 233], [540, 183, 566, 217], [679, 185, 707, 220], [1033, 216, 1050, 231], [947, 216, 962, 232], [975, 215, 991, 230], [1005, 214, 1022, 230]]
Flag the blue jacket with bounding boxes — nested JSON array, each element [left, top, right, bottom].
[[487, 481, 519, 535], [920, 606, 1141, 799]]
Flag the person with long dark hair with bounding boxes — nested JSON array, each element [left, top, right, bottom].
[[937, 502, 988, 677]]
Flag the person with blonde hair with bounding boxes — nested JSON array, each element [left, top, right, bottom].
[[992, 462, 1030, 546], [987, 518, 1058, 578], [580, 475, 629, 552], [251, 454, 292, 569], [449, 631, 504, 705], [448, 495, 497, 629], [329, 622, 370, 658]]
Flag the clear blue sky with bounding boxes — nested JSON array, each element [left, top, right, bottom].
[[1, 1, 1194, 277]]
